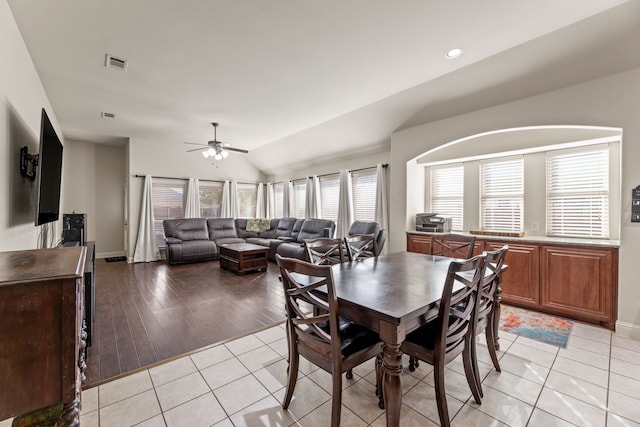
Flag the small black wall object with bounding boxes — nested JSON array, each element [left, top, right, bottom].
[[632, 185, 640, 222], [19, 146, 38, 180]]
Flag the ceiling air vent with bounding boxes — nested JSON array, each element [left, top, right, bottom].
[[101, 112, 116, 119], [105, 54, 128, 71]]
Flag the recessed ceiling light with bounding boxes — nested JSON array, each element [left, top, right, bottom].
[[445, 48, 463, 59]]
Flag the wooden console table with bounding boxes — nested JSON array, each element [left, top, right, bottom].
[[0, 247, 86, 426]]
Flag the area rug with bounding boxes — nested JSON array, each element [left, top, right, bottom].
[[499, 304, 574, 348]]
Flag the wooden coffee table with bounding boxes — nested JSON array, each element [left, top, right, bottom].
[[218, 243, 269, 275]]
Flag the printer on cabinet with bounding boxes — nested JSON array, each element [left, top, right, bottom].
[[415, 213, 452, 233]]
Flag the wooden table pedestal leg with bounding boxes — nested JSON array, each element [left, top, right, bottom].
[[382, 343, 403, 427]]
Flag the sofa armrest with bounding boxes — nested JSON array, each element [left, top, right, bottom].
[[165, 237, 182, 245], [277, 236, 296, 242]]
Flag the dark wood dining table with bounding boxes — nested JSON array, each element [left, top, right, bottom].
[[327, 251, 501, 427]]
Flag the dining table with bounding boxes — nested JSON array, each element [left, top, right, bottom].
[[326, 251, 503, 427]]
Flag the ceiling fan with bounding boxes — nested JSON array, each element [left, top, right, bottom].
[[185, 122, 249, 160]]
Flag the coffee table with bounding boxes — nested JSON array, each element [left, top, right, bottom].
[[218, 243, 269, 275]]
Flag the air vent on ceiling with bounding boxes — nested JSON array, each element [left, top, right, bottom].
[[101, 111, 116, 119], [105, 54, 128, 71]]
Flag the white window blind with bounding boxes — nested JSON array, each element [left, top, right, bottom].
[[293, 179, 306, 219], [480, 158, 523, 232], [430, 164, 463, 231], [546, 147, 609, 238], [152, 181, 185, 247], [351, 169, 377, 222], [273, 182, 284, 218], [237, 183, 258, 218], [319, 174, 340, 222], [199, 182, 223, 218]]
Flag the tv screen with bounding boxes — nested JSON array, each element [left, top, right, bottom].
[[34, 108, 63, 226]]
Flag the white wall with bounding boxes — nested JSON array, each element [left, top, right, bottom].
[[0, 0, 62, 251], [126, 138, 267, 259], [62, 140, 126, 257], [390, 67, 640, 337]]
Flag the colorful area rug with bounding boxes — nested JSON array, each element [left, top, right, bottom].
[[499, 305, 574, 348]]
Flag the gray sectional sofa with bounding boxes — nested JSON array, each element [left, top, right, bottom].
[[162, 217, 336, 265]]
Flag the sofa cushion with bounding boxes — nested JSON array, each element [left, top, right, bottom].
[[235, 219, 257, 239], [290, 219, 305, 241], [347, 221, 380, 236], [206, 218, 239, 240], [166, 239, 217, 265], [297, 219, 336, 242], [163, 218, 209, 241], [257, 218, 283, 239]]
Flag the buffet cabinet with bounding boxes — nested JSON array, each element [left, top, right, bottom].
[[0, 247, 86, 426], [407, 232, 618, 330]]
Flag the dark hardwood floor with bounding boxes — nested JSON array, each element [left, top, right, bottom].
[[84, 258, 286, 388]]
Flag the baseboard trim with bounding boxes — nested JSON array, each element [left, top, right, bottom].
[[615, 320, 640, 340], [97, 251, 126, 259]]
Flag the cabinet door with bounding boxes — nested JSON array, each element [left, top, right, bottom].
[[540, 245, 615, 324], [485, 241, 540, 308], [407, 234, 430, 254]]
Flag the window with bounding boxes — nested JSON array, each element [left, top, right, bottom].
[[546, 147, 609, 238], [351, 168, 377, 222], [237, 183, 258, 218], [480, 158, 523, 232], [319, 174, 340, 222], [429, 165, 463, 231], [293, 179, 306, 219], [152, 181, 185, 247], [199, 182, 223, 218], [273, 182, 284, 218]]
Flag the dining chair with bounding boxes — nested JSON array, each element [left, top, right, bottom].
[[343, 234, 378, 261], [275, 254, 383, 427], [303, 237, 347, 265], [430, 233, 476, 259], [390, 254, 486, 427], [472, 244, 509, 397]]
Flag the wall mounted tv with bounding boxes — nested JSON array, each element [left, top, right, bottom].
[[34, 108, 63, 226]]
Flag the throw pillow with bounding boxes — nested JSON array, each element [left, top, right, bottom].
[[246, 218, 271, 232]]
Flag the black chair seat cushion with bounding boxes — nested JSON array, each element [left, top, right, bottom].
[[405, 321, 439, 350], [317, 318, 380, 357]]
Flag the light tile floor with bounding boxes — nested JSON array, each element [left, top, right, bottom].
[[3, 321, 640, 426]]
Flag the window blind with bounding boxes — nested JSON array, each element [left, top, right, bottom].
[[319, 174, 340, 222], [293, 179, 306, 219], [199, 182, 223, 218], [430, 165, 463, 231], [351, 169, 377, 222], [237, 183, 258, 218], [546, 147, 609, 238], [152, 182, 185, 247], [480, 158, 523, 232]]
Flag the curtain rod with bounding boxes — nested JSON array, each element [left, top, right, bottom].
[[302, 163, 388, 180], [132, 174, 257, 186]]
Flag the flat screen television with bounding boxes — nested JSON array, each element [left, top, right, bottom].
[[34, 108, 63, 226]]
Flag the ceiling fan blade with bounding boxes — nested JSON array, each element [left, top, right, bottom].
[[224, 147, 249, 154], [186, 146, 208, 152], [184, 142, 207, 146]]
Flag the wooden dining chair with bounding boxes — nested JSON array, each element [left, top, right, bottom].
[[472, 245, 508, 397], [303, 238, 346, 265], [391, 254, 486, 427], [275, 255, 383, 427], [343, 234, 378, 261], [430, 233, 476, 259]]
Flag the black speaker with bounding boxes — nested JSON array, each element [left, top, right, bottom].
[[62, 213, 86, 245]]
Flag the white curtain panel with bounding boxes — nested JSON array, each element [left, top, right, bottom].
[[133, 175, 160, 263], [266, 182, 275, 218], [184, 178, 201, 218], [375, 164, 390, 254], [256, 183, 265, 218], [304, 176, 317, 218], [336, 169, 354, 238], [221, 180, 231, 217], [230, 180, 239, 218], [282, 180, 291, 217]]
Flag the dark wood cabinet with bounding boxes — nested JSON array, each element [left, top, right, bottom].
[[407, 232, 618, 330], [540, 245, 617, 330], [485, 241, 540, 308], [0, 247, 86, 426]]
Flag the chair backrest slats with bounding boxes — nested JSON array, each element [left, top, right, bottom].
[[344, 234, 379, 261], [431, 234, 476, 259], [304, 238, 346, 265]]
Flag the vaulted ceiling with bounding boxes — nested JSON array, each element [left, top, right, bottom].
[[8, 0, 639, 175]]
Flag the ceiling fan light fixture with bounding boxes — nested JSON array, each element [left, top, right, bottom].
[[208, 147, 215, 156], [214, 153, 223, 160], [202, 151, 210, 159], [222, 150, 229, 159]]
